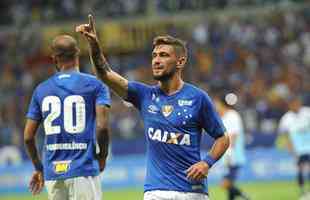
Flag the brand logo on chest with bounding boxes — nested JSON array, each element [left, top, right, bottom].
[[148, 105, 159, 114], [178, 99, 193, 106]]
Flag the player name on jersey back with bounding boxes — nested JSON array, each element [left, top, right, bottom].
[[46, 142, 88, 151]]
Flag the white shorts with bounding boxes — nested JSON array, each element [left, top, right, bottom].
[[144, 190, 210, 200], [45, 176, 102, 200]]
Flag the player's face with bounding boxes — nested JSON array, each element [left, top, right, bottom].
[[289, 99, 301, 112], [152, 44, 178, 81]]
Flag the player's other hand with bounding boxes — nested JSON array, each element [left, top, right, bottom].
[[29, 171, 44, 195], [76, 14, 98, 42], [98, 158, 106, 172], [186, 161, 210, 182]]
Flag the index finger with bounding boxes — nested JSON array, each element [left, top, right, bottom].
[[185, 165, 193, 173], [88, 14, 95, 30]]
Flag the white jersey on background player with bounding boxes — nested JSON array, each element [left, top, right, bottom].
[[278, 96, 310, 198], [278, 106, 310, 156], [214, 93, 249, 200], [222, 109, 246, 166]]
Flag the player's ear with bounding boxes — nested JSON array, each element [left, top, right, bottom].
[[51, 55, 60, 71], [75, 47, 80, 56], [51, 55, 56, 63], [176, 56, 186, 69]]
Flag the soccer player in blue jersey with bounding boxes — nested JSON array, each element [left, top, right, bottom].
[[214, 93, 249, 200], [24, 35, 111, 200], [77, 15, 230, 200]]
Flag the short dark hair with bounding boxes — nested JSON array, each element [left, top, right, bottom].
[[153, 35, 187, 58], [287, 94, 303, 104], [51, 35, 80, 62]]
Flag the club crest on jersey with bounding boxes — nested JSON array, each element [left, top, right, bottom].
[[53, 160, 71, 174], [162, 105, 173, 117]]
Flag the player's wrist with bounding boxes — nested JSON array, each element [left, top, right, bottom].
[[34, 162, 43, 172], [202, 154, 216, 168], [89, 37, 99, 45]]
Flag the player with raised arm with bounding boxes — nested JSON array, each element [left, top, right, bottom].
[[24, 35, 111, 200], [76, 15, 230, 200], [278, 96, 310, 199], [214, 93, 249, 200]]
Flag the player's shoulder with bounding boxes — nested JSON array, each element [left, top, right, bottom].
[[76, 72, 108, 87], [184, 82, 209, 96], [300, 106, 310, 115], [298, 106, 310, 118], [183, 82, 212, 103], [280, 111, 295, 123], [226, 109, 241, 119], [75, 72, 98, 81], [34, 75, 55, 92]]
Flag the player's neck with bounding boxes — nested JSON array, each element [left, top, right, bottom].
[[221, 108, 230, 116], [58, 62, 79, 72], [159, 75, 184, 96]]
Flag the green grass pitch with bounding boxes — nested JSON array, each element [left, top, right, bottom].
[[0, 181, 300, 200]]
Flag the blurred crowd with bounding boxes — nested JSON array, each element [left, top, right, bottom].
[[0, 1, 309, 163], [0, 0, 302, 25]]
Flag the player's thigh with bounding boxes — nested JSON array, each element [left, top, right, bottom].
[[144, 190, 209, 200], [175, 191, 210, 200], [144, 190, 174, 200], [66, 176, 102, 200], [224, 165, 240, 183], [45, 180, 68, 200], [297, 155, 310, 170]]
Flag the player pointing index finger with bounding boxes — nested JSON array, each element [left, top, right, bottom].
[[77, 14, 230, 200], [88, 14, 95, 33]]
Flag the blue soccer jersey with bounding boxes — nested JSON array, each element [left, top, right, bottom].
[[126, 81, 225, 194], [26, 71, 111, 180]]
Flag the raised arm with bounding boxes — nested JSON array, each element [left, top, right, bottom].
[[76, 15, 128, 99]]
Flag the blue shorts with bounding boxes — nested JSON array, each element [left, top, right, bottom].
[[298, 154, 310, 166], [224, 166, 240, 182]]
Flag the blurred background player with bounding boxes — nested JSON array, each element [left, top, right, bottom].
[[278, 96, 310, 199], [24, 35, 111, 200], [76, 15, 230, 200], [214, 93, 248, 200]]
